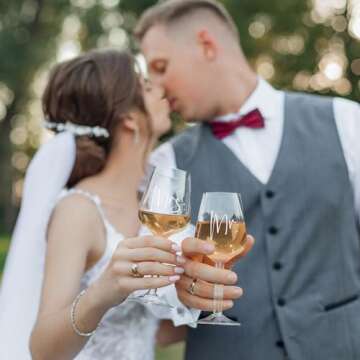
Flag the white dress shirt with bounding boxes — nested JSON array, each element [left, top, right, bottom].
[[150, 78, 360, 224]]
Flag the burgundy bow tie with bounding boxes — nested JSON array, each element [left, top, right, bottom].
[[209, 108, 265, 140]]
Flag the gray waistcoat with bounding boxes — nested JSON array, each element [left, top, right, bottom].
[[172, 93, 360, 360]]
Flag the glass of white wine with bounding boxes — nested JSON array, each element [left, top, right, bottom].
[[196, 192, 247, 326], [138, 166, 191, 307]]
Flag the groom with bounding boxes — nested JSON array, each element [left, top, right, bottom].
[[135, 1, 360, 359]]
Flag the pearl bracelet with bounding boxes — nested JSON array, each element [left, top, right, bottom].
[[70, 289, 100, 337]]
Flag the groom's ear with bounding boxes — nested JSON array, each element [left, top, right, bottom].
[[197, 29, 218, 61]]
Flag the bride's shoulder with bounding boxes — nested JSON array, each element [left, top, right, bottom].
[[45, 192, 107, 280], [49, 191, 105, 239], [55, 191, 96, 211]]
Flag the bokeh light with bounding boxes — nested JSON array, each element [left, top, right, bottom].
[[10, 127, 28, 146], [11, 152, 29, 172], [70, 0, 96, 9], [273, 35, 305, 55], [101, 0, 120, 9], [57, 40, 81, 61], [256, 56, 275, 80], [351, 58, 360, 75], [312, 0, 347, 22], [101, 12, 124, 30], [349, 0, 360, 39], [249, 21, 266, 39]]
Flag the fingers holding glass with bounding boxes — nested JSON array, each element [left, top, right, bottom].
[[176, 283, 236, 312], [177, 276, 243, 300], [122, 236, 181, 253], [112, 260, 183, 277], [194, 192, 247, 326], [225, 234, 255, 269], [183, 259, 238, 285], [128, 262, 184, 277]]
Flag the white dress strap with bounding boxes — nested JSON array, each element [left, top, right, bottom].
[[57, 188, 124, 286], [58, 188, 107, 224], [57, 188, 121, 252]]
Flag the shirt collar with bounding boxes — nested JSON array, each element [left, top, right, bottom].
[[214, 78, 279, 123]]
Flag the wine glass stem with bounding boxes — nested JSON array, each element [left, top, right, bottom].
[[154, 276, 160, 295], [213, 262, 224, 316]]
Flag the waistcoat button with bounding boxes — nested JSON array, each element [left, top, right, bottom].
[[269, 226, 279, 235]]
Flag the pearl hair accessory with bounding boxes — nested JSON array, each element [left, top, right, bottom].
[[44, 120, 110, 139]]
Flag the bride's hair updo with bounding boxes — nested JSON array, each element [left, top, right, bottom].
[[42, 49, 146, 187]]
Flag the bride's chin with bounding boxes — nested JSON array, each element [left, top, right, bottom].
[[153, 121, 172, 137]]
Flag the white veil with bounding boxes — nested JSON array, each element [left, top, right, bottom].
[[0, 132, 76, 359]]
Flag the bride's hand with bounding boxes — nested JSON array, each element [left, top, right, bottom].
[[94, 235, 185, 308]]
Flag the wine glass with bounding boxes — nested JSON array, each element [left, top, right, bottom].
[[137, 166, 191, 307], [196, 192, 247, 326]]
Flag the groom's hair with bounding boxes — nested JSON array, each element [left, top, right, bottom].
[[134, 0, 239, 41]]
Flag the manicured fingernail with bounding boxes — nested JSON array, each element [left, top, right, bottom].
[[171, 243, 181, 252], [234, 287, 243, 296], [176, 256, 186, 264], [227, 272, 237, 282], [174, 267, 184, 274], [203, 243, 215, 253], [169, 275, 180, 282]]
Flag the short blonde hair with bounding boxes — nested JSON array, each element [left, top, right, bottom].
[[134, 0, 239, 41]]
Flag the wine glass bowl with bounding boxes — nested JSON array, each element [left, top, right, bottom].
[[137, 167, 191, 307], [195, 212, 247, 265], [195, 192, 246, 326]]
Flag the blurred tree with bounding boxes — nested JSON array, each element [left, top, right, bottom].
[[0, 0, 70, 232], [0, 1, 119, 232], [0, 0, 359, 233], [222, 0, 360, 98]]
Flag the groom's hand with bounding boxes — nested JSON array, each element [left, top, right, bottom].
[[175, 235, 254, 311]]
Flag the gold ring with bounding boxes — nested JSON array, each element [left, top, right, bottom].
[[131, 263, 142, 278], [188, 279, 198, 295]]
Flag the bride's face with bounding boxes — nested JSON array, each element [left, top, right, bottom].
[[142, 80, 171, 138]]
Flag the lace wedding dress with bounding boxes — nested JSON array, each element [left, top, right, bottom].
[[58, 189, 159, 360]]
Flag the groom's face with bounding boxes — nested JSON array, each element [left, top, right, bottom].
[[141, 24, 217, 122]]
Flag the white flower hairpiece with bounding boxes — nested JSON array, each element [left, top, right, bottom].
[[43, 120, 110, 139]]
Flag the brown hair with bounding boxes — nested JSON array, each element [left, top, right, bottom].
[[134, 0, 239, 41], [42, 49, 146, 187]]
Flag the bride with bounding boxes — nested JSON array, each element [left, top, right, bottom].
[[0, 49, 187, 359]]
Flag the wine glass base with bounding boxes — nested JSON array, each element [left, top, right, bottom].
[[197, 313, 241, 326]]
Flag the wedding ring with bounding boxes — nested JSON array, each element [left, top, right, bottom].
[[131, 263, 142, 278], [188, 279, 198, 296]]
